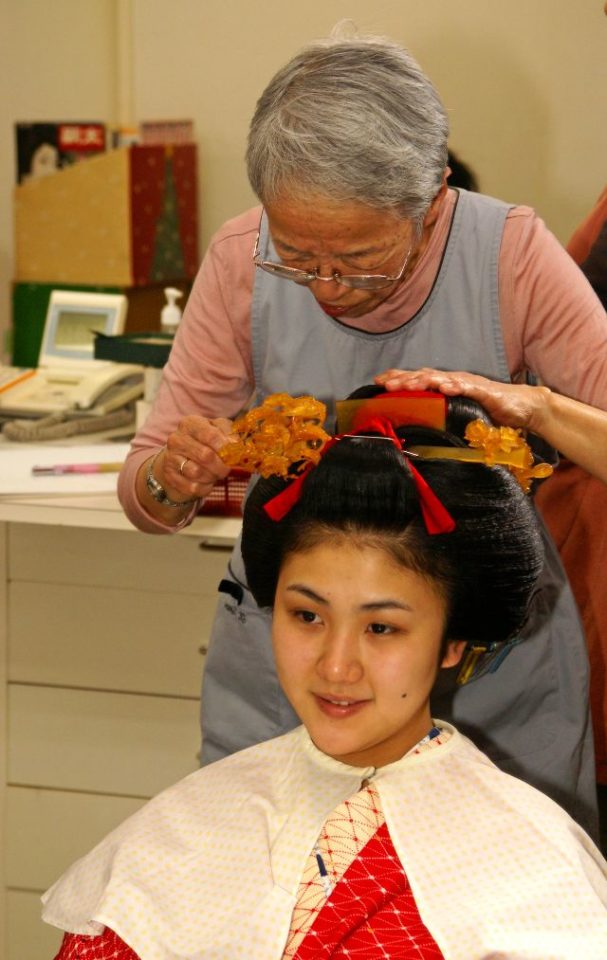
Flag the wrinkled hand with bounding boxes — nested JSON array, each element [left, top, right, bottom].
[[153, 415, 236, 503], [374, 368, 551, 432]]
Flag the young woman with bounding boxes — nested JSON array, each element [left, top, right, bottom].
[[43, 395, 607, 959]]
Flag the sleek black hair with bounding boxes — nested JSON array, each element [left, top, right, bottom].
[[241, 391, 544, 649], [447, 148, 479, 192]]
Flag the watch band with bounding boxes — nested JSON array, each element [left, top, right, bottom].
[[146, 454, 197, 508]]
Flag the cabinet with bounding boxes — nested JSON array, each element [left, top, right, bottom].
[[0, 499, 239, 959]]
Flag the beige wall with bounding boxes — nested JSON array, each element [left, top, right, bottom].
[[0, 0, 118, 357], [1, 0, 605, 355]]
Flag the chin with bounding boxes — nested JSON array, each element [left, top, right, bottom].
[[309, 728, 373, 767], [343, 301, 375, 318]]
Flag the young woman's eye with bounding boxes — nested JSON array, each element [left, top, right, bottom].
[[367, 622, 395, 635], [295, 609, 321, 624]]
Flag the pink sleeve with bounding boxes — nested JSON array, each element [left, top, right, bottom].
[[117, 209, 258, 533], [499, 207, 607, 410]]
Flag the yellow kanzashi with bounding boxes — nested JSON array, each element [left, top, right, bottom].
[[219, 393, 330, 478], [464, 419, 553, 492]]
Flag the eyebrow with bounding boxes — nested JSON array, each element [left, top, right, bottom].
[[285, 584, 414, 612], [272, 238, 390, 259]]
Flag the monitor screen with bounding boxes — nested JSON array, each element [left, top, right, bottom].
[[53, 309, 112, 351], [40, 292, 128, 364]]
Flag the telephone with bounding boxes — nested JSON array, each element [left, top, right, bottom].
[[0, 289, 144, 419], [0, 364, 144, 418]]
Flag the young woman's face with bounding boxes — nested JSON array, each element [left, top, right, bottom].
[[272, 539, 464, 768]]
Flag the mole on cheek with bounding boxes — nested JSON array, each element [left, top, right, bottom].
[[401, 692, 408, 698]]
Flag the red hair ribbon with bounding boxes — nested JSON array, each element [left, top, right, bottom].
[[263, 415, 455, 534]]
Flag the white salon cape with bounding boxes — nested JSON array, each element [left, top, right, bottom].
[[42, 724, 607, 959]]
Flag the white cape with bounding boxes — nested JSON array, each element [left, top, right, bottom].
[[42, 724, 607, 959]]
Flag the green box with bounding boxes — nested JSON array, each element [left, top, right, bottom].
[[12, 281, 120, 366]]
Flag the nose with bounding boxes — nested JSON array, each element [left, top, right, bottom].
[[308, 277, 347, 300], [308, 261, 350, 300], [316, 630, 364, 685]]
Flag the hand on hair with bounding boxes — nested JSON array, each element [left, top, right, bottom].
[[374, 368, 550, 433]]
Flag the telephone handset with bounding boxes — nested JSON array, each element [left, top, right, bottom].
[[42, 365, 143, 416], [0, 364, 143, 418], [78, 372, 144, 416]]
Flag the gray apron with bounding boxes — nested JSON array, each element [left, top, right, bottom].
[[201, 190, 597, 837]]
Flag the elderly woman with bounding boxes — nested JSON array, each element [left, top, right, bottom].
[[117, 30, 607, 836]]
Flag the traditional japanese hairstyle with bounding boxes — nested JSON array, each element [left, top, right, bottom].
[[240, 387, 545, 673]]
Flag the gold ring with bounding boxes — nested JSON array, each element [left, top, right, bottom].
[[179, 458, 189, 476]]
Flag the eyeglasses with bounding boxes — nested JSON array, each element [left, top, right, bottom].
[[253, 222, 414, 291]]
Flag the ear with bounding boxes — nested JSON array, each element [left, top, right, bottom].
[[422, 179, 448, 229], [440, 639, 466, 669]]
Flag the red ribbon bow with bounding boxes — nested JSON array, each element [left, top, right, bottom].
[[263, 415, 455, 535]]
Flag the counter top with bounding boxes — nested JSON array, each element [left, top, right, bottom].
[[0, 493, 241, 544], [0, 429, 241, 544]]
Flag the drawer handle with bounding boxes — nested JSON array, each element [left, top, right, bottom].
[[198, 538, 233, 550]]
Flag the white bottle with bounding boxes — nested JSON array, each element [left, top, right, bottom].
[[160, 287, 183, 334]]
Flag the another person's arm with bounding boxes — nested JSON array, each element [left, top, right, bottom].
[[117, 210, 259, 532], [567, 186, 607, 266], [496, 208, 607, 412], [375, 368, 607, 485]]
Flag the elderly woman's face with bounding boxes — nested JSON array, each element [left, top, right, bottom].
[[265, 195, 421, 321]]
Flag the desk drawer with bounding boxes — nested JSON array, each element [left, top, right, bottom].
[[8, 522, 231, 592], [7, 891, 63, 960], [8, 581, 211, 695], [9, 684, 200, 797], [6, 785, 144, 890]]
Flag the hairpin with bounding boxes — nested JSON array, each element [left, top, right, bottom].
[[408, 419, 553, 492], [456, 638, 522, 686], [218, 392, 330, 478], [263, 414, 456, 535]]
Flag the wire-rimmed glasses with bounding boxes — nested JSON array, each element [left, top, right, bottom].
[[253, 220, 414, 291]]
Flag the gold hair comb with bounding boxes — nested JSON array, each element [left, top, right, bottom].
[[409, 419, 553, 492], [218, 393, 330, 478]]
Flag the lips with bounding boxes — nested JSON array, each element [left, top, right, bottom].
[[314, 693, 369, 718], [318, 302, 349, 318]]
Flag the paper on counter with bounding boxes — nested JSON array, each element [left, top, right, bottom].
[[0, 443, 130, 495]]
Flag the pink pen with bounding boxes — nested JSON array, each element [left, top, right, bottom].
[[32, 462, 124, 476]]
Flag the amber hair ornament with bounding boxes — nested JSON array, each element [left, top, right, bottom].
[[410, 419, 553, 493], [218, 393, 330, 478], [219, 392, 552, 493]]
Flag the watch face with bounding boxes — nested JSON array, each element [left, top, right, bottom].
[[146, 457, 194, 508], [146, 460, 165, 500]]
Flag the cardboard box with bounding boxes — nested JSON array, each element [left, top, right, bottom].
[[14, 144, 198, 287]]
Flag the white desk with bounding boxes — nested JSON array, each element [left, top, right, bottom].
[[0, 494, 240, 959], [0, 491, 241, 541]]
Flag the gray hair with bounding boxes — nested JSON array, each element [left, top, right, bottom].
[[246, 32, 449, 220]]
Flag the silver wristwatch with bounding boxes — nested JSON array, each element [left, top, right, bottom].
[[145, 455, 196, 508]]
